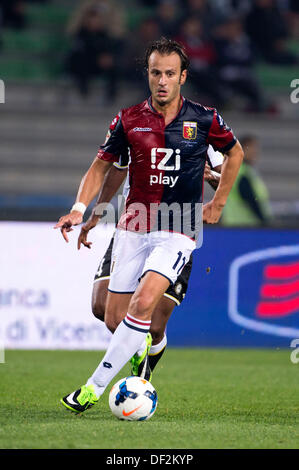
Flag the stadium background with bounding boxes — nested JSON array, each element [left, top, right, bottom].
[[0, 0, 298, 351]]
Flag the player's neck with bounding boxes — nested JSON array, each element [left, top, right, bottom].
[[151, 95, 182, 125]]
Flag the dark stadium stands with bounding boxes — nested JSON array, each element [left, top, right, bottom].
[[0, 0, 298, 224]]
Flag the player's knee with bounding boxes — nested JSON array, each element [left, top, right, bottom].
[[129, 293, 154, 319]]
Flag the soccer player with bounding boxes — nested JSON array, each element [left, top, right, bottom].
[[77, 147, 223, 381], [55, 38, 243, 413]]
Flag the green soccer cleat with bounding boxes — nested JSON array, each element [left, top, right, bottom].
[[130, 332, 152, 382], [60, 384, 99, 413]]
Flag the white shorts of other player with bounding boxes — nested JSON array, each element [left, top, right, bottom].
[[108, 229, 196, 293]]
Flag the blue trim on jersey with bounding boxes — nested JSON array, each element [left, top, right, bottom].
[[220, 137, 237, 153]]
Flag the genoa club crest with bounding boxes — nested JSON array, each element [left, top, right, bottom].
[[183, 121, 197, 140]]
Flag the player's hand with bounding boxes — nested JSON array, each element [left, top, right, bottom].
[[204, 162, 213, 181], [77, 215, 99, 250], [202, 199, 224, 224], [54, 211, 83, 243]]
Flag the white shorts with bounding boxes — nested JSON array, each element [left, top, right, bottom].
[[108, 229, 196, 293]]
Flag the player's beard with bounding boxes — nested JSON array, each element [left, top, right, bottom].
[[154, 81, 181, 107], [155, 96, 169, 107]]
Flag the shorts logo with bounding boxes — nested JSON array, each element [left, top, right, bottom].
[[175, 283, 183, 295], [133, 127, 152, 132], [183, 122, 197, 140]]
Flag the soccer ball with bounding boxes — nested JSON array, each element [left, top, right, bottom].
[[109, 376, 158, 421]]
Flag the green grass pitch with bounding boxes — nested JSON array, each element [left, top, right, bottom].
[[1, 349, 298, 449]]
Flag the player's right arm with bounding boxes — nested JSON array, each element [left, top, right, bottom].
[[54, 111, 129, 243], [78, 164, 128, 249], [54, 157, 113, 242]]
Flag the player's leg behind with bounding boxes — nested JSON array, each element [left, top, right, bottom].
[[91, 236, 114, 321]]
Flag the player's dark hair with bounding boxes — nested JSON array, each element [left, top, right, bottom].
[[144, 37, 190, 73]]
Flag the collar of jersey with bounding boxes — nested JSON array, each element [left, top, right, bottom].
[[146, 95, 186, 125]]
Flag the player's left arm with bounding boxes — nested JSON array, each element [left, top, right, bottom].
[[204, 110, 244, 223], [78, 165, 128, 249], [204, 145, 225, 190], [204, 163, 221, 190], [204, 142, 243, 223]]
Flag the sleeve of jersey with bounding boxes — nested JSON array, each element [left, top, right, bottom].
[[207, 145, 224, 168], [113, 152, 129, 170], [207, 110, 237, 153], [97, 112, 129, 163]]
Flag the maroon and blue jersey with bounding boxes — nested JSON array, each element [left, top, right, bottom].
[[97, 96, 236, 238]]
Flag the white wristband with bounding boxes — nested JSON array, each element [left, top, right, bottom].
[[71, 202, 87, 215]]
